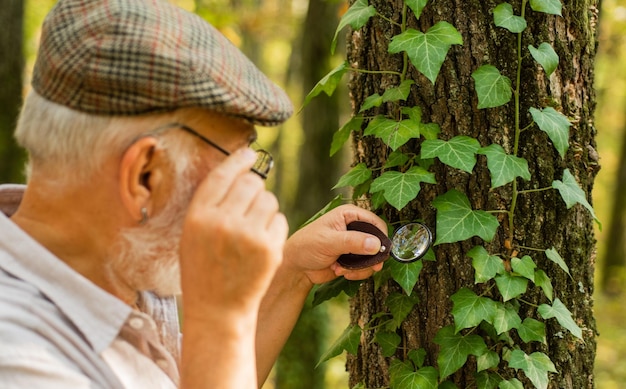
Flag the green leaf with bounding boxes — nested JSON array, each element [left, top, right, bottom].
[[382, 80, 415, 103], [475, 371, 502, 389], [370, 167, 436, 210], [528, 43, 559, 77], [388, 22, 463, 84], [493, 302, 522, 334], [493, 3, 527, 33], [303, 61, 348, 107], [477, 350, 500, 372], [508, 350, 557, 389], [405, 0, 429, 20], [312, 277, 363, 306], [468, 246, 505, 283], [477, 144, 531, 188], [384, 150, 411, 168], [434, 325, 488, 379], [533, 269, 554, 302], [390, 360, 438, 389], [333, 163, 372, 189], [498, 378, 524, 389], [375, 330, 401, 357], [451, 288, 498, 331], [472, 65, 512, 109], [495, 272, 528, 302], [552, 169, 598, 222], [389, 259, 424, 295], [408, 348, 427, 368], [432, 190, 500, 244], [387, 292, 420, 329], [421, 136, 481, 173], [545, 247, 571, 278], [517, 318, 547, 344], [330, 116, 363, 157], [317, 324, 362, 366], [364, 116, 422, 150], [511, 255, 536, 282], [299, 195, 343, 228], [529, 107, 570, 158], [529, 0, 563, 16], [331, 0, 376, 53], [359, 94, 383, 112], [538, 298, 583, 339], [420, 123, 441, 140]]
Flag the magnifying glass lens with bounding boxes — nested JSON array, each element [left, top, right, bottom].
[[390, 223, 433, 263]]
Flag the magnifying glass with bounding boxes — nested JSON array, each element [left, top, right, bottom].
[[337, 221, 433, 270]]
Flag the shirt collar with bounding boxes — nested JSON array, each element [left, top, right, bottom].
[[0, 184, 132, 353]]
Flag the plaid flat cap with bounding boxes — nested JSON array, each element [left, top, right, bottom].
[[32, 0, 293, 126]]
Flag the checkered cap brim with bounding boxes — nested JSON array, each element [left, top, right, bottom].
[[32, 0, 293, 126]]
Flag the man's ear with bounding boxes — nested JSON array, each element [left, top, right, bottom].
[[118, 136, 168, 222]]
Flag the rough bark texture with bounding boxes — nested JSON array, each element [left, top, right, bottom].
[[346, 1, 599, 388], [0, 0, 25, 183]]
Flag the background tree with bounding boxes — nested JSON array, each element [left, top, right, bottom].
[[0, 0, 25, 183], [307, 0, 599, 387]]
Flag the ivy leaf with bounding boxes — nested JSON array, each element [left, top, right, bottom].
[[511, 255, 536, 282], [475, 371, 502, 389], [405, 0, 429, 20], [495, 272, 528, 302], [382, 80, 415, 103], [529, 43, 559, 77], [388, 22, 463, 84], [408, 348, 427, 369], [538, 298, 583, 339], [472, 65, 512, 109], [529, 107, 570, 158], [333, 163, 372, 189], [390, 360, 438, 389], [451, 288, 498, 331], [493, 302, 522, 334], [493, 3, 527, 33], [508, 350, 557, 389], [300, 194, 343, 228], [477, 144, 531, 188], [552, 169, 599, 222], [303, 61, 348, 107], [364, 116, 422, 150], [529, 0, 563, 16], [331, 0, 377, 53], [499, 378, 524, 389], [387, 292, 420, 330], [421, 136, 481, 173], [432, 190, 500, 245], [545, 247, 571, 278], [370, 166, 436, 210], [533, 269, 554, 302], [517, 318, 547, 344], [389, 258, 424, 295], [317, 324, 362, 366], [420, 122, 441, 140], [434, 325, 488, 379], [359, 93, 384, 112], [312, 277, 363, 306], [330, 116, 363, 157], [477, 350, 500, 372], [384, 150, 411, 168], [468, 245, 505, 283], [375, 330, 402, 357]]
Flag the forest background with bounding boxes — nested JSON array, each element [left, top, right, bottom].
[[1, 0, 626, 387]]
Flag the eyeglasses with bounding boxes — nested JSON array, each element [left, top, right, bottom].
[[151, 122, 273, 179]]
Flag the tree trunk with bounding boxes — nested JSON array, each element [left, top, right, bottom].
[[0, 0, 25, 183], [346, 0, 598, 388]]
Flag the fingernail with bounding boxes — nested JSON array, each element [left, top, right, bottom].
[[240, 148, 257, 162], [364, 237, 381, 254]]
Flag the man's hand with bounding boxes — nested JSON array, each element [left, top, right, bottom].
[[283, 204, 388, 286]]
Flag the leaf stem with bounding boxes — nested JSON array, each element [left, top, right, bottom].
[[514, 245, 546, 252], [376, 12, 402, 28], [351, 68, 403, 76], [517, 186, 553, 195]]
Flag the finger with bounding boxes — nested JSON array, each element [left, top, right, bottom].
[[338, 230, 383, 256], [218, 171, 265, 211], [337, 205, 389, 237], [194, 148, 258, 206], [246, 190, 280, 228]]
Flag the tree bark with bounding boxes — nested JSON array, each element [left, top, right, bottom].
[[346, 1, 599, 388], [0, 0, 25, 183]]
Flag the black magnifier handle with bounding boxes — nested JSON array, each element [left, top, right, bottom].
[[336, 221, 392, 270]]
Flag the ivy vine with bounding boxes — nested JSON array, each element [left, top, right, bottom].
[[303, 0, 596, 388]]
